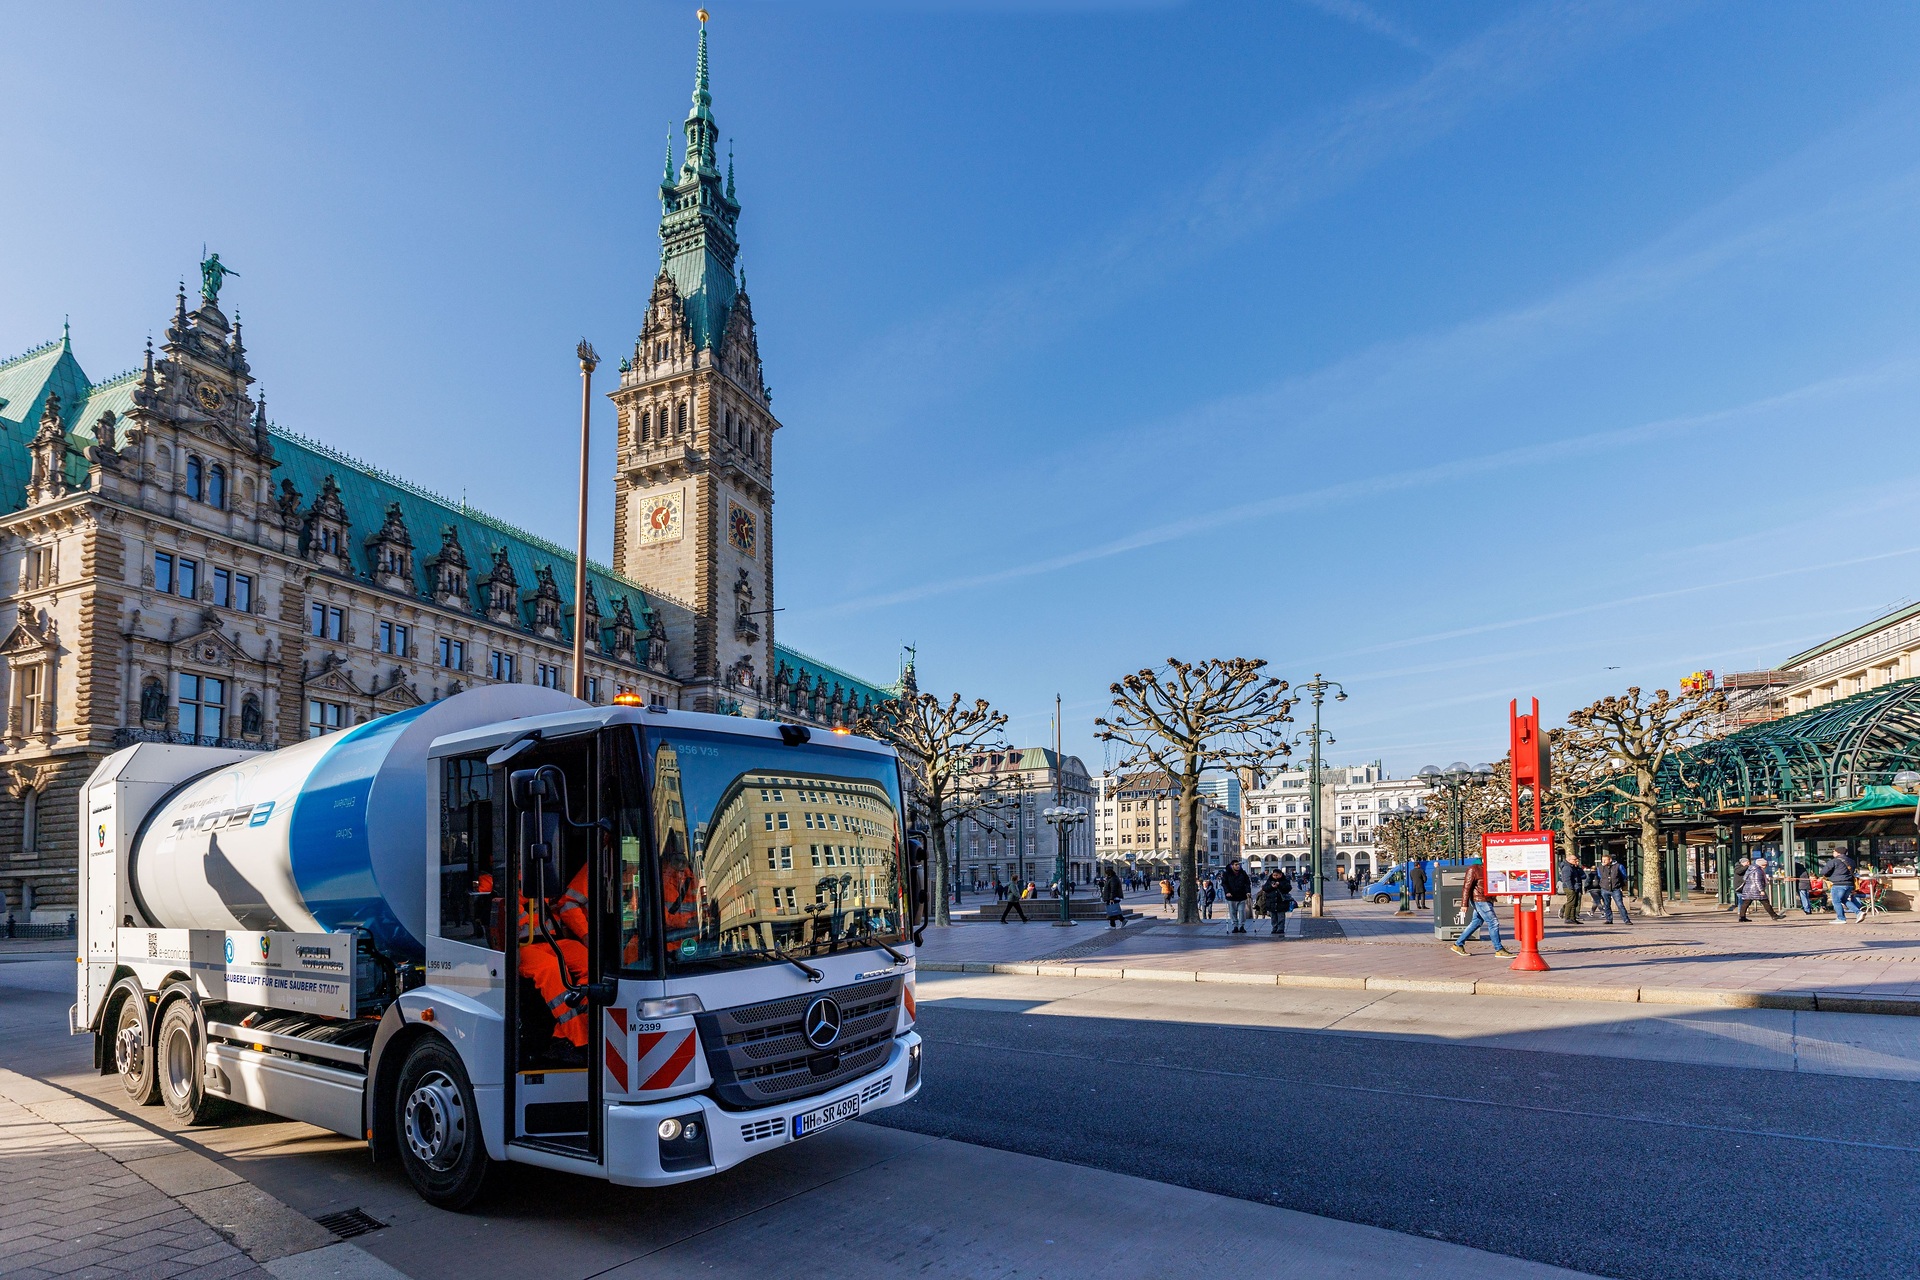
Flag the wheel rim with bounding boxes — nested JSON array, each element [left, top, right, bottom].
[[114, 1004, 145, 1083], [164, 1022, 195, 1102], [404, 1070, 467, 1172]]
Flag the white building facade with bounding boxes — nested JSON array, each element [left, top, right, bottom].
[[1092, 771, 1241, 874], [1238, 763, 1428, 880]]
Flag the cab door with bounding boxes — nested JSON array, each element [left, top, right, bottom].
[[503, 732, 604, 1161]]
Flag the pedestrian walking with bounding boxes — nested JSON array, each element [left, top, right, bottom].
[[1160, 876, 1176, 917], [1794, 859, 1814, 915], [1101, 867, 1125, 928], [1735, 856, 1781, 922], [1820, 848, 1861, 924], [1221, 859, 1252, 933], [1347, 875, 1359, 898], [1409, 859, 1428, 910], [1449, 861, 1513, 958], [1559, 854, 1585, 924], [1596, 854, 1633, 924], [1262, 871, 1295, 936], [999, 882, 1028, 922], [1202, 877, 1217, 920]]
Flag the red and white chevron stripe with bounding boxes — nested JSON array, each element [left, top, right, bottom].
[[632, 1026, 699, 1092]]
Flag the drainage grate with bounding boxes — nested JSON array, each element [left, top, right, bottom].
[[313, 1208, 386, 1240]]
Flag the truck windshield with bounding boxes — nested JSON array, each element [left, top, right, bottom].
[[644, 726, 907, 973]]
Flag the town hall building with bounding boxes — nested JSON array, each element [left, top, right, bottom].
[[0, 19, 895, 924]]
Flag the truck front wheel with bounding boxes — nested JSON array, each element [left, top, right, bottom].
[[395, 1038, 490, 1210], [156, 1000, 224, 1125], [113, 993, 159, 1106]]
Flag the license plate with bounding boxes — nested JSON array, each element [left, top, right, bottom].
[[793, 1094, 859, 1139]]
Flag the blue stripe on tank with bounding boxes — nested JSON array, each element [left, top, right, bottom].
[[287, 703, 434, 959]]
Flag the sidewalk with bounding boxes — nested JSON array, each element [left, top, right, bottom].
[[0, 1068, 403, 1280], [917, 890, 1920, 1014]]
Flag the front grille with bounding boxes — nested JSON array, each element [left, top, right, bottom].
[[859, 1078, 891, 1105], [697, 976, 902, 1110], [740, 1117, 784, 1144]]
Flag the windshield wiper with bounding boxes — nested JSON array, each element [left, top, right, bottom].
[[771, 947, 824, 982], [873, 941, 909, 964]]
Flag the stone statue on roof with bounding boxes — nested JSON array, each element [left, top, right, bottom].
[[200, 253, 239, 304]]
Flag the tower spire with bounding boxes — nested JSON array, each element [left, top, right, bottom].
[[654, 8, 740, 351]]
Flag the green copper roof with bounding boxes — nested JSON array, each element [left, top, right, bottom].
[[658, 15, 740, 351], [0, 328, 895, 706]]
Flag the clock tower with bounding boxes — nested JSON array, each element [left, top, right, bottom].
[[610, 13, 777, 713]]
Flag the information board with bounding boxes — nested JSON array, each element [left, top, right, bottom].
[[1482, 831, 1555, 897]]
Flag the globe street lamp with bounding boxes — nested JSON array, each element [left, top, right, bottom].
[[1417, 762, 1496, 865], [1044, 805, 1090, 927]]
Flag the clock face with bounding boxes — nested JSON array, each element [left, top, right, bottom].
[[637, 489, 683, 546], [196, 383, 223, 412], [728, 501, 756, 557]]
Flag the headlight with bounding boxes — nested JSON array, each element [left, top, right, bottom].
[[640, 994, 704, 1018], [658, 1117, 683, 1140]]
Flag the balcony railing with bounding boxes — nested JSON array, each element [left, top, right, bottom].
[[113, 727, 272, 753]]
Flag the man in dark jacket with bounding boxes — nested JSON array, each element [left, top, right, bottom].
[[1449, 862, 1513, 958], [1559, 854, 1585, 924], [1410, 859, 1428, 909], [1261, 871, 1294, 936], [1221, 859, 1253, 933], [1820, 849, 1860, 924], [1100, 867, 1125, 928], [1596, 854, 1633, 925], [1736, 856, 1781, 922]]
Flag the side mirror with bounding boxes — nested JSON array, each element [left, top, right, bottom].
[[509, 768, 544, 809], [519, 810, 560, 885], [907, 831, 930, 939]]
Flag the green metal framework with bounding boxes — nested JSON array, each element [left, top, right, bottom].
[[1570, 677, 1920, 831]]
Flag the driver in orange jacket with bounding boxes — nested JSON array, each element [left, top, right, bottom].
[[477, 872, 588, 1054]]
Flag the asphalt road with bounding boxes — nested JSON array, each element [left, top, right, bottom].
[[870, 999, 1920, 1280], [0, 957, 1593, 1280]]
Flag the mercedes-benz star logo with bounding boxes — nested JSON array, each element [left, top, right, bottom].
[[803, 996, 842, 1049]]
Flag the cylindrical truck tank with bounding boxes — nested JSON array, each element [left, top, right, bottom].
[[130, 685, 582, 959]]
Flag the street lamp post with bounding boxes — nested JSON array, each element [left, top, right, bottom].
[[1389, 801, 1429, 916], [1297, 674, 1346, 919], [1415, 761, 1496, 883], [1043, 804, 1089, 927], [570, 340, 598, 701]]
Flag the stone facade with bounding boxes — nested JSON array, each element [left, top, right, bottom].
[[0, 19, 892, 924], [1092, 770, 1242, 875]]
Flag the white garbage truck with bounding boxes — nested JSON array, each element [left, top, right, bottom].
[[73, 686, 927, 1208]]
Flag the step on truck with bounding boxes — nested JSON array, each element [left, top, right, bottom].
[[73, 687, 928, 1208]]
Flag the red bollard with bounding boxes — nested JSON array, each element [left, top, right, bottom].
[[1510, 894, 1551, 972]]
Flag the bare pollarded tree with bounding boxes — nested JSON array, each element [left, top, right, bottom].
[[1564, 684, 1725, 916], [1095, 658, 1297, 924], [854, 691, 1010, 927]]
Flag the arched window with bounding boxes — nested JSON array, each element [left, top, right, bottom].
[[676, 401, 687, 434], [21, 788, 37, 853], [186, 457, 203, 502], [640, 410, 652, 442], [208, 465, 227, 509]]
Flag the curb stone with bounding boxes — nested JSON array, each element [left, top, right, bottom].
[[919, 963, 1920, 1016]]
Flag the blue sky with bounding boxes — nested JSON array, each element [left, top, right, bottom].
[[6, 1, 1920, 776]]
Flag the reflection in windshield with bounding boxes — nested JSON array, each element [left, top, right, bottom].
[[647, 731, 905, 970]]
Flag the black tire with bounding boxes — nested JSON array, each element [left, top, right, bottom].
[[112, 991, 159, 1106], [156, 999, 225, 1125], [394, 1037, 491, 1210], [1372, 894, 1390, 904]]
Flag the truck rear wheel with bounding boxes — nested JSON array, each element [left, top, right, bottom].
[[156, 1000, 225, 1125], [395, 1038, 490, 1210], [113, 993, 159, 1106]]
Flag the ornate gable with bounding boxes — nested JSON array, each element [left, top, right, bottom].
[[483, 548, 519, 625], [302, 475, 354, 574], [366, 501, 416, 592], [426, 526, 473, 611]]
